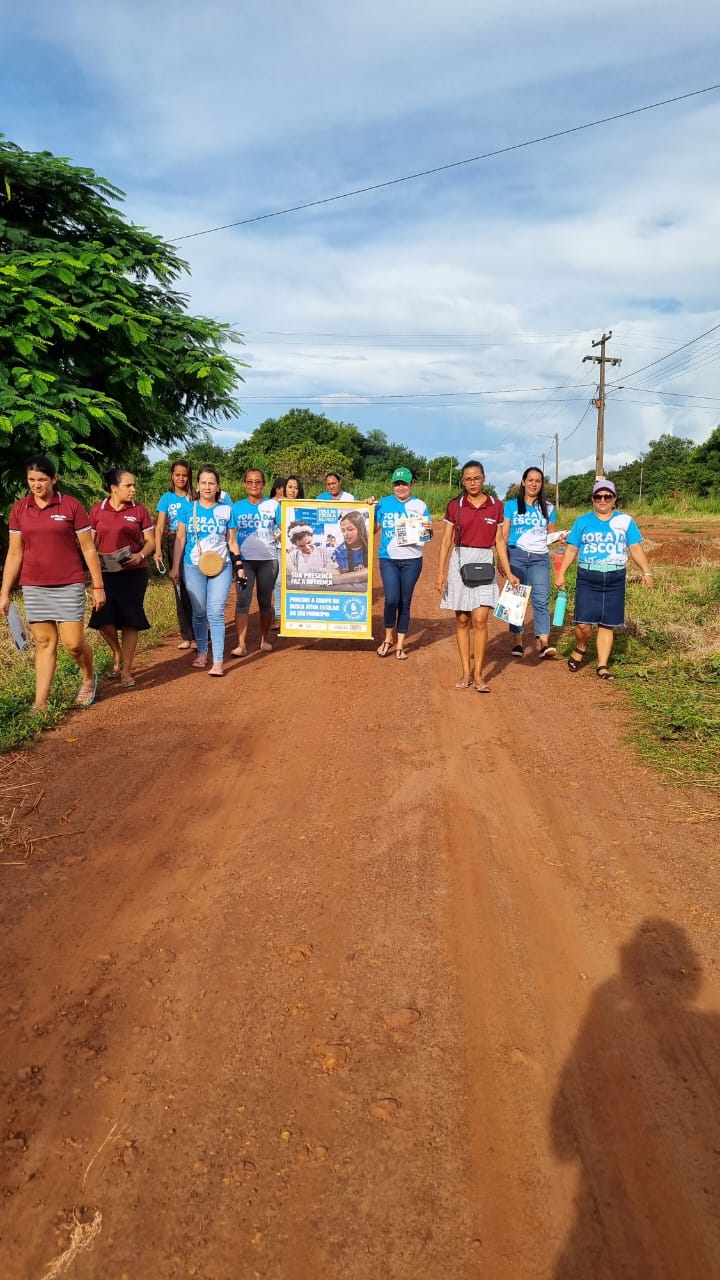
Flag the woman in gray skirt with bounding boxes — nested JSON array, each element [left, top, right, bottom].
[[435, 459, 518, 693], [0, 454, 105, 711]]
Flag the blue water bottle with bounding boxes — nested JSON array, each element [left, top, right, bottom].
[[552, 590, 567, 627]]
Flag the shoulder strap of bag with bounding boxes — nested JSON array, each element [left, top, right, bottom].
[[193, 501, 199, 547], [455, 494, 464, 552]]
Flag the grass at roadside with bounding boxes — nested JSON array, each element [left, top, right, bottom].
[[555, 563, 720, 789], [0, 576, 178, 752]]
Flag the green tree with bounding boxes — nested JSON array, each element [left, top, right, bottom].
[[684, 425, 720, 497], [361, 427, 428, 480], [428, 455, 459, 484], [269, 443, 354, 489], [243, 409, 366, 477], [0, 138, 246, 513], [621, 433, 694, 500]]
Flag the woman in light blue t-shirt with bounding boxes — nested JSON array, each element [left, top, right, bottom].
[[227, 469, 280, 656], [170, 466, 234, 676], [154, 458, 196, 649], [374, 468, 432, 660], [555, 479, 653, 680], [502, 466, 558, 659]]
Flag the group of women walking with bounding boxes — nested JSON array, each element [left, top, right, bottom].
[[0, 453, 652, 711]]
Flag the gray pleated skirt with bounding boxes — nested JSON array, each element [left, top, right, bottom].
[[22, 582, 86, 623], [441, 547, 499, 611]]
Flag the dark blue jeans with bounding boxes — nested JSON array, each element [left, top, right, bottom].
[[379, 556, 423, 634], [507, 547, 551, 637]]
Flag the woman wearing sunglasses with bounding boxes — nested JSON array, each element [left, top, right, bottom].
[[554, 479, 653, 680]]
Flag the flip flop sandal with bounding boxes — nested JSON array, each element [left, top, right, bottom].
[[567, 649, 587, 672], [119, 677, 136, 689], [510, 644, 524, 658], [208, 663, 224, 677], [191, 654, 208, 668], [107, 666, 122, 680], [474, 683, 491, 694], [395, 649, 408, 660], [455, 677, 473, 689], [75, 674, 98, 707], [376, 641, 394, 657], [596, 666, 615, 681]]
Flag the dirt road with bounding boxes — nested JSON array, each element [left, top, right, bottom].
[[1, 533, 719, 1280]]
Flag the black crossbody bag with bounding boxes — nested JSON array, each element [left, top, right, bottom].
[[455, 494, 496, 586]]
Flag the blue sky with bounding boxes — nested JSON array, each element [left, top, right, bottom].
[[3, 0, 720, 492]]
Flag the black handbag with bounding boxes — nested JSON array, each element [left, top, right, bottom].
[[455, 495, 496, 586]]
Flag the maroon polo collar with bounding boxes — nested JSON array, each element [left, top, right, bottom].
[[26, 490, 62, 510]]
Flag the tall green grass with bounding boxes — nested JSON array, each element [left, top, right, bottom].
[[555, 564, 720, 788]]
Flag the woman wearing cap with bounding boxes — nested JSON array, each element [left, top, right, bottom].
[[554, 479, 653, 680], [435, 459, 518, 693], [374, 468, 432, 660], [502, 466, 559, 659], [89, 467, 155, 689], [0, 454, 105, 711]]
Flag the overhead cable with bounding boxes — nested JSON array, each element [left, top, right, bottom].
[[171, 83, 720, 242]]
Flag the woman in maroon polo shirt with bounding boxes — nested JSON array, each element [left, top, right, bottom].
[[435, 459, 518, 693], [88, 467, 155, 689], [0, 454, 106, 711]]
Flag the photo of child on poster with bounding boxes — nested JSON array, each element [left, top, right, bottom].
[[284, 508, 369, 592]]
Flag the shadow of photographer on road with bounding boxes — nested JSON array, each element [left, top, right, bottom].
[[550, 917, 720, 1279]]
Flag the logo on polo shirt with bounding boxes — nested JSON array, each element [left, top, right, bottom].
[[50, 514, 69, 521], [123, 515, 140, 522]]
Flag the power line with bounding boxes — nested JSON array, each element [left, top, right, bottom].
[[608, 319, 720, 384], [614, 385, 720, 403], [237, 393, 597, 405], [563, 402, 594, 442], [171, 83, 720, 242]]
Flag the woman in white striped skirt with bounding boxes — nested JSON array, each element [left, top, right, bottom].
[[0, 455, 106, 711], [435, 459, 518, 693]]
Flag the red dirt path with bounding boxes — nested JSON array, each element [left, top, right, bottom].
[[1, 531, 718, 1279]]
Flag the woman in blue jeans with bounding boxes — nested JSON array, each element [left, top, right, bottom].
[[374, 467, 432, 661], [502, 466, 558, 658], [170, 466, 234, 676]]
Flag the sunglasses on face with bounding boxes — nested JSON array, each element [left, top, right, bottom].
[[593, 494, 614, 501]]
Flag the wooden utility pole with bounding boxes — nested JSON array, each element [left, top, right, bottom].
[[583, 331, 621, 478], [539, 433, 560, 509], [553, 431, 559, 510]]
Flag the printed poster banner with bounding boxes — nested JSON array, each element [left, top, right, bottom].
[[280, 501, 374, 639]]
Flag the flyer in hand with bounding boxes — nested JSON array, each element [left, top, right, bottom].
[[493, 581, 532, 627], [99, 546, 133, 573], [395, 516, 431, 547], [7, 603, 30, 652]]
